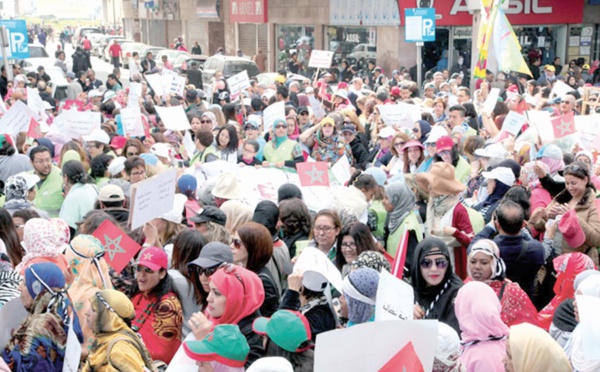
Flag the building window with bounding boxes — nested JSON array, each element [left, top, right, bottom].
[[276, 25, 314, 72], [326, 26, 376, 70]]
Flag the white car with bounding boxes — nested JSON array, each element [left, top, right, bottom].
[[256, 72, 309, 87], [155, 50, 188, 69], [20, 44, 54, 73], [347, 44, 376, 64]]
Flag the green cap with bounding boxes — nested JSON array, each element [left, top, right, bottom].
[[183, 324, 249, 368], [252, 310, 312, 352]]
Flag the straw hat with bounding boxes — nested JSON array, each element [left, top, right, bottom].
[[416, 162, 465, 195]]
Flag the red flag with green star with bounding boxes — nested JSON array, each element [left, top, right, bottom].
[[92, 219, 142, 273]]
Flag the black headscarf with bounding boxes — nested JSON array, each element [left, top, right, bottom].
[[552, 298, 577, 332], [277, 184, 302, 203], [410, 237, 463, 333], [252, 200, 280, 239]]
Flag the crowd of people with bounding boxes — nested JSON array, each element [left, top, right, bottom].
[[0, 47, 600, 372]]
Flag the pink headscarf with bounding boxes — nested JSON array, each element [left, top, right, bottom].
[[522, 161, 550, 189], [540, 157, 565, 176], [455, 281, 509, 372], [15, 218, 68, 275]]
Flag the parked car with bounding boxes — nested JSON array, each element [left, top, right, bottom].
[[347, 44, 376, 65], [173, 54, 208, 73], [140, 46, 166, 59], [121, 42, 147, 69], [20, 44, 53, 73], [155, 50, 188, 68], [73, 27, 102, 46], [102, 39, 134, 63], [256, 72, 309, 87], [202, 55, 260, 83]]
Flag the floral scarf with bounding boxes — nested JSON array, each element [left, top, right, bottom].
[[312, 132, 351, 164]]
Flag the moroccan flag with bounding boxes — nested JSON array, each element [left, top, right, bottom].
[[492, 6, 533, 77], [141, 115, 151, 137], [63, 100, 84, 111], [296, 162, 330, 187], [378, 342, 424, 372], [390, 230, 410, 280], [27, 117, 42, 139], [551, 111, 576, 139], [473, 0, 497, 79], [92, 219, 142, 273]]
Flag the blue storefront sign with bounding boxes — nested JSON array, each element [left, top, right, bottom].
[[0, 20, 29, 59], [404, 8, 436, 43]]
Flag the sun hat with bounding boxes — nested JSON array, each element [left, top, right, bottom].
[[482, 166, 516, 187], [416, 162, 465, 195], [212, 172, 244, 200], [474, 143, 508, 159], [98, 184, 125, 202], [189, 206, 227, 226], [378, 127, 396, 139], [558, 210, 586, 248], [400, 140, 425, 152], [334, 89, 348, 100], [159, 193, 187, 224], [136, 246, 168, 271], [435, 136, 454, 152], [82, 129, 110, 145], [424, 126, 448, 144], [183, 324, 249, 368], [102, 90, 116, 103], [189, 241, 233, 268], [252, 310, 312, 352]]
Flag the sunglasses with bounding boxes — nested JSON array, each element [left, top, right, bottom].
[[244, 125, 257, 130], [196, 264, 220, 277], [275, 124, 287, 129], [231, 238, 243, 248], [127, 152, 139, 156], [200, 120, 211, 124], [412, 127, 420, 133], [393, 142, 406, 147], [135, 265, 157, 274], [420, 258, 449, 269], [299, 112, 309, 116]]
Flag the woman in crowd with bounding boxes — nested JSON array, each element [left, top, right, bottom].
[[215, 124, 239, 163], [401, 140, 425, 175], [221, 200, 254, 235], [3, 263, 70, 371], [0, 208, 22, 266], [412, 237, 463, 333], [16, 218, 69, 275], [308, 210, 342, 261], [82, 290, 154, 372], [434, 136, 470, 185], [232, 222, 279, 317], [278, 198, 312, 258], [432, 97, 447, 123], [286, 114, 301, 141], [124, 138, 145, 159], [417, 162, 474, 278], [129, 247, 182, 364], [299, 117, 352, 164], [262, 118, 304, 169], [474, 167, 515, 224], [573, 150, 600, 188], [188, 241, 234, 309], [188, 264, 265, 368], [383, 182, 422, 271], [59, 160, 99, 231], [466, 239, 539, 327], [455, 281, 509, 372], [503, 323, 572, 372], [66, 234, 112, 355], [342, 267, 380, 326], [334, 222, 378, 277], [520, 161, 552, 235], [412, 120, 432, 145], [169, 230, 207, 338], [535, 144, 566, 196], [382, 132, 410, 178]]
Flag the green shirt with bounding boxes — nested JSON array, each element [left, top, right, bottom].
[[263, 139, 301, 164], [30, 166, 64, 218], [386, 212, 422, 257]]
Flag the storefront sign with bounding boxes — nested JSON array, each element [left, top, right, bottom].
[[230, 0, 268, 23], [330, 0, 401, 26], [453, 27, 471, 39], [398, 0, 583, 26]]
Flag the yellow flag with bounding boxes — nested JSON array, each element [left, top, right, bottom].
[[473, 0, 498, 79], [492, 7, 533, 77]]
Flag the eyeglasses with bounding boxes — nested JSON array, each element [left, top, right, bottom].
[[420, 258, 449, 269], [341, 242, 357, 252], [200, 120, 211, 124], [135, 265, 156, 274], [314, 225, 334, 233], [127, 152, 139, 156], [196, 264, 220, 277], [231, 237, 243, 249], [130, 170, 146, 177], [426, 143, 436, 148], [33, 158, 52, 165], [299, 112, 309, 116]]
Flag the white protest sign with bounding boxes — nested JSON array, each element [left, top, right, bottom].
[[62, 318, 82, 372], [27, 87, 47, 121], [128, 82, 142, 107], [483, 88, 501, 113], [308, 50, 334, 69], [308, 95, 327, 120], [526, 110, 553, 143], [53, 109, 101, 139], [375, 270, 414, 321], [315, 320, 438, 371], [120, 106, 144, 137], [575, 115, 600, 152], [575, 294, 600, 361], [0, 298, 28, 349], [154, 105, 191, 131], [145, 73, 165, 97], [294, 247, 343, 291], [262, 101, 285, 135], [167, 75, 186, 96], [0, 97, 7, 114], [501, 111, 527, 136], [331, 155, 351, 185], [0, 100, 32, 137], [550, 80, 574, 98], [129, 168, 177, 230], [165, 333, 199, 372], [226, 70, 251, 96], [182, 130, 196, 159], [378, 103, 421, 129]]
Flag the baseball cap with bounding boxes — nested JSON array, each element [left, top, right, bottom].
[[98, 184, 125, 202], [390, 86, 400, 96], [82, 129, 110, 145], [436, 136, 455, 152], [110, 135, 127, 150], [341, 124, 357, 134], [14, 172, 40, 191], [186, 89, 198, 100], [66, 72, 76, 79], [246, 357, 294, 372], [545, 65, 556, 72], [297, 106, 309, 115], [558, 210, 585, 248], [177, 174, 197, 194], [482, 166, 516, 187], [252, 310, 312, 352], [378, 127, 396, 139], [189, 241, 233, 268], [107, 156, 127, 176], [102, 90, 116, 103], [140, 153, 158, 166], [244, 117, 261, 130], [189, 206, 227, 226], [474, 143, 508, 159], [136, 246, 168, 271], [424, 126, 448, 144], [184, 324, 249, 368], [583, 64, 590, 70]]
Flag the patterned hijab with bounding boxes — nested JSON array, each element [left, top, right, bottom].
[[16, 218, 69, 275], [350, 251, 391, 273], [343, 267, 380, 324]]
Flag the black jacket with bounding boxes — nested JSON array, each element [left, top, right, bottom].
[[257, 266, 280, 318], [186, 68, 203, 90], [72, 50, 90, 73], [39, 91, 56, 109], [238, 311, 264, 368], [349, 136, 369, 170], [279, 289, 337, 340], [141, 58, 156, 74]]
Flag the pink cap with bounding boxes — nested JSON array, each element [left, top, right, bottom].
[[136, 246, 168, 271], [436, 136, 454, 152], [558, 210, 585, 248]]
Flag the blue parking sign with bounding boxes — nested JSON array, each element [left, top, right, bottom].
[[0, 20, 29, 59], [405, 8, 436, 43]]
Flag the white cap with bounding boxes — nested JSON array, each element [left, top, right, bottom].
[[474, 143, 508, 159], [89, 90, 102, 98], [15, 172, 40, 190], [102, 90, 116, 103], [377, 127, 396, 139], [160, 193, 187, 224], [482, 166, 515, 187], [107, 156, 127, 176], [82, 129, 110, 145], [246, 357, 293, 372], [424, 125, 448, 144], [150, 142, 171, 159]]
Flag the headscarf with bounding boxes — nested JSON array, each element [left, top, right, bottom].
[[433, 323, 462, 372], [467, 239, 506, 281], [478, 176, 511, 209], [569, 274, 600, 372], [52, 218, 71, 254], [24, 263, 69, 323], [61, 149, 82, 165], [521, 161, 550, 189], [384, 182, 416, 233], [416, 120, 432, 144], [342, 267, 379, 324], [220, 200, 253, 234], [252, 200, 280, 238], [350, 251, 391, 273], [508, 323, 573, 372], [278, 183, 302, 202], [455, 282, 508, 371], [207, 265, 265, 325], [3, 175, 31, 211], [538, 144, 565, 175], [575, 150, 594, 172], [16, 218, 69, 275], [538, 252, 595, 329], [551, 270, 600, 333], [272, 118, 288, 148], [410, 237, 463, 333]]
